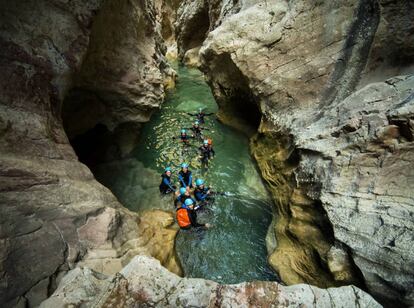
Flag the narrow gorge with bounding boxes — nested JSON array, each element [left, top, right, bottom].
[[0, 0, 413, 307]]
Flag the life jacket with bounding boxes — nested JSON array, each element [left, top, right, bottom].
[[176, 208, 191, 228]]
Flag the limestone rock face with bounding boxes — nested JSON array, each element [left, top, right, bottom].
[[175, 0, 210, 60], [62, 0, 177, 162], [175, 0, 414, 305], [0, 0, 178, 306], [40, 255, 381, 308]]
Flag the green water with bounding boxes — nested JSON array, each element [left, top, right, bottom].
[[94, 63, 278, 284]]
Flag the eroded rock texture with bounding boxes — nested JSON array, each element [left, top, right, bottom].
[[40, 255, 381, 308], [62, 0, 177, 164], [0, 0, 179, 306], [175, 0, 414, 305]]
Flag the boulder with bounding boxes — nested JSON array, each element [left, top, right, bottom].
[[40, 255, 381, 308]]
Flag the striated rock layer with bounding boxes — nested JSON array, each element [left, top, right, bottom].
[[40, 255, 381, 308], [174, 0, 414, 305], [0, 0, 179, 307]]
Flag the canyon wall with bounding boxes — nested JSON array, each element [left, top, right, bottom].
[[175, 0, 414, 306], [0, 0, 180, 307]]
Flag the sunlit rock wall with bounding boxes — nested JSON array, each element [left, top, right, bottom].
[[175, 0, 414, 305]]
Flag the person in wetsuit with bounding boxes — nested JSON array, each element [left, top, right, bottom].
[[189, 120, 209, 141], [159, 167, 176, 194], [174, 187, 194, 208], [176, 198, 210, 229], [194, 178, 212, 203], [199, 139, 215, 167], [178, 163, 193, 188], [174, 129, 194, 145], [187, 108, 214, 124]]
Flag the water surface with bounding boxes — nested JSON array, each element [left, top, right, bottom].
[[95, 63, 278, 284]]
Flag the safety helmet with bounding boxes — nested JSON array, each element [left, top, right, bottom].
[[203, 139, 209, 145], [194, 120, 199, 125], [184, 198, 194, 206], [179, 187, 186, 195], [181, 129, 186, 134], [198, 107, 203, 112], [208, 138, 212, 145], [181, 163, 189, 168], [165, 167, 171, 172], [195, 179, 204, 186]]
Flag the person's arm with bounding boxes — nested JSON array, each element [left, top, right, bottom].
[[210, 147, 215, 156], [196, 190, 208, 201], [163, 177, 175, 191], [195, 190, 206, 201], [205, 113, 215, 116], [178, 174, 186, 187], [188, 173, 192, 187], [187, 112, 196, 116]]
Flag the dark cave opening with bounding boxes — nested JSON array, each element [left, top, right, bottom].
[[203, 52, 262, 134], [62, 88, 142, 169]]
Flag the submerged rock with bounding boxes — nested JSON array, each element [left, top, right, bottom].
[[41, 255, 381, 308]]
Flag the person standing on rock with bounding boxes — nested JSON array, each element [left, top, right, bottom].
[[187, 108, 214, 124], [159, 167, 176, 194], [178, 163, 193, 188], [176, 198, 210, 229]]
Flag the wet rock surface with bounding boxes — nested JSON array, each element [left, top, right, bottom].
[[40, 255, 381, 308], [174, 0, 414, 305], [0, 0, 177, 306]]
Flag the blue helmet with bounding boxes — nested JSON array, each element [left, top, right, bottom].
[[195, 179, 204, 186], [194, 120, 200, 125], [184, 198, 194, 206], [181, 163, 189, 168], [179, 187, 186, 195], [203, 139, 209, 145], [181, 129, 186, 134], [165, 167, 171, 172], [199, 107, 203, 112]]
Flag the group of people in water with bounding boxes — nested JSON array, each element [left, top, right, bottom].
[[159, 109, 217, 230]]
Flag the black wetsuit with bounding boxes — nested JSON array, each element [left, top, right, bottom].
[[191, 125, 203, 139], [178, 170, 193, 188], [159, 173, 176, 194], [188, 112, 214, 124], [178, 134, 195, 146], [194, 186, 211, 202], [199, 145, 215, 165]]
